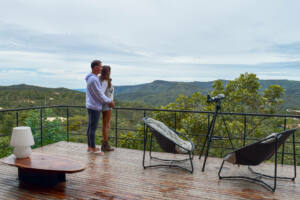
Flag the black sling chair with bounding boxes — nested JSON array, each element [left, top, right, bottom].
[[142, 117, 194, 173], [218, 128, 298, 192]]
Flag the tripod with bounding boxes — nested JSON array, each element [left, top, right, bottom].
[[199, 95, 235, 172]]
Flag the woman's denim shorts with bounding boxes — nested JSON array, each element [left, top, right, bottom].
[[102, 103, 112, 111]]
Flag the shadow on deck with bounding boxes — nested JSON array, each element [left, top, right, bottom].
[[0, 141, 299, 200]]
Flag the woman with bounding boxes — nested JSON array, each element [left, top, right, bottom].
[[100, 65, 114, 151]]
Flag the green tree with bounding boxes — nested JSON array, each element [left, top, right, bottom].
[[25, 109, 66, 148], [151, 73, 286, 157]]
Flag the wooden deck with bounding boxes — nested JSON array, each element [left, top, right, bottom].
[[0, 141, 300, 200]]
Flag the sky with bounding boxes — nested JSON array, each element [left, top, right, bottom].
[[0, 0, 300, 88]]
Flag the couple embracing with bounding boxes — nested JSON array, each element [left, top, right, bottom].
[[85, 60, 115, 155]]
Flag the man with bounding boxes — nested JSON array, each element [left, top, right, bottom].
[[85, 60, 115, 154]]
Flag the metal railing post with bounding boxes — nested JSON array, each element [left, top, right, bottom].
[[115, 108, 118, 147], [40, 108, 43, 146], [143, 110, 146, 148], [281, 117, 287, 165], [143, 109, 147, 168], [243, 116, 247, 147], [67, 106, 69, 142], [174, 112, 177, 130], [293, 131, 297, 178], [208, 114, 210, 132], [16, 111, 19, 126]]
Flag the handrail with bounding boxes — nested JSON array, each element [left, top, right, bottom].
[[1, 105, 300, 119], [0, 105, 299, 165]]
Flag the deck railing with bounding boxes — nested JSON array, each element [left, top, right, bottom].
[[0, 105, 300, 165]]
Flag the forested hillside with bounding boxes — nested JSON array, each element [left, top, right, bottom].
[[0, 84, 150, 110], [258, 80, 300, 109], [112, 79, 300, 109], [0, 84, 85, 109], [114, 80, 212, 106], [1, 79, 300, 110]]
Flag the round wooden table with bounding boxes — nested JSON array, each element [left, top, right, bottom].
[[1, 153, 85, 185]]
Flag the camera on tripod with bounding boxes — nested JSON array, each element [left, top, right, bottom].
[[207, 94, 225, 103], [201, 93, 234, 172]]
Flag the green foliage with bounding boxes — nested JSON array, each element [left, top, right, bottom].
[[69, 115, 87, 132], [263, 85, 285, 111], [206, 73, 285, 115], [0, 136, 12, 158], [0, 113, 15, 135], [0, 108, 66, 157], [119, 131, 142, 149], [24, 109, 66, 148], [150, 73, 299, 161]]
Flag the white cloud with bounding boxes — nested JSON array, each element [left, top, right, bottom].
[[0, 0, 300, 88], [162, 54, 300, 65]]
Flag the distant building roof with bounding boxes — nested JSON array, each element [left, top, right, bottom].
[[46, 117, 66, 122]]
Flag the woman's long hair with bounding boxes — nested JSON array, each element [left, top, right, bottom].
[[100, 65, 112, 88]]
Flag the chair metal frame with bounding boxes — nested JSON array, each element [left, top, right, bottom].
[[218, 129, 297, 192], [143, 126, 194, 173]]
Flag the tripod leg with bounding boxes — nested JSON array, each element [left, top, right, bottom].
[[221, 113, 235, 150], [150, 133, 153, 158], [201, 104, 220, 171], [143, 127, 148, 169], [293, 132, 297, 180], [199, 128, 210, 159], [199, 114, 212, 159], [201, 115, 217, 171], [202, 131, 213, 172]]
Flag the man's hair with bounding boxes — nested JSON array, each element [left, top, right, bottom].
[[91, 60, 102, 69]]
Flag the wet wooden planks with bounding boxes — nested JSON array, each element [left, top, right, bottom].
[[0, 141, 299, 200]]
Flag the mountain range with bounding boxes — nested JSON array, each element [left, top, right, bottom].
[[76, 79, 300, 109], [1, 79, 300, 110]]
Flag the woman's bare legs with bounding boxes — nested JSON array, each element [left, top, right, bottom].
[[102, 110, 111, 142], [102, 110, 114, 151]]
